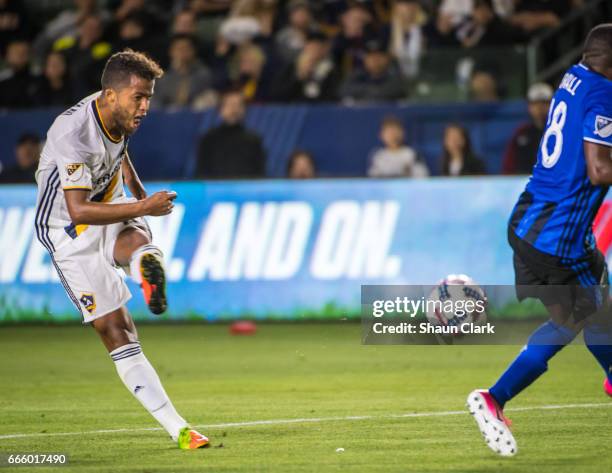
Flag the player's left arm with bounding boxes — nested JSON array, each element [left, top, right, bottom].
[[583, 94, 612, 185], [584, 141, 612, 185], [122, 153, 147, 200]]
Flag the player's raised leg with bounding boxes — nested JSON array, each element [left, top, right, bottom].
[[92, 307, 209, 449], [113, 226, 170, 315]]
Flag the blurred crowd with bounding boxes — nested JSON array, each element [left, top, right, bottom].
[[1, 80, 554, 182], [0, 0, 578, 109], [0, 0, 568, 182]]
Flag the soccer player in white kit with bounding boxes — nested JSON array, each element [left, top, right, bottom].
[[34, 50, 209, 449]]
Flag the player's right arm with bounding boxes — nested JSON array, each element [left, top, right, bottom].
[[64, 189, 176, 225], [584, 141, 612, 185], [50, 128, 176, 225]]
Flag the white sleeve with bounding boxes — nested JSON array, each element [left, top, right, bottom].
[[48, 131, 94, 191]]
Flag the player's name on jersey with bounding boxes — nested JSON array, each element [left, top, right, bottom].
[[559, 71, 582, 96]]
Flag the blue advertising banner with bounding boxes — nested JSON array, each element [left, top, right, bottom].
[[1, 177, 590, 323]]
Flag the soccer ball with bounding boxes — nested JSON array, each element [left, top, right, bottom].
[[425, 274, 487, 330]]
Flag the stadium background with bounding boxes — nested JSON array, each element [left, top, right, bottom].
[[0, 0, 611, 322]]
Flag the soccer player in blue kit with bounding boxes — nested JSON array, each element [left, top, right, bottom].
[[467, 24, 612, 456]]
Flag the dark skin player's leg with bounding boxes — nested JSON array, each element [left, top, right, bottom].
[[546, 304, 586, 333], [113, 227, 150, 267], [92, 307, 138, 351], [92, 227, 150, 351]]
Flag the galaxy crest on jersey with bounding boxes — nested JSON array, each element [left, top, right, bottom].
[[509, 64, 612, 259]]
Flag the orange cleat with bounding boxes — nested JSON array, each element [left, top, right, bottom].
[[140, 253, 167, 315]]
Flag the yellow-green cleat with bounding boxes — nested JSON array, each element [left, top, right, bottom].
[[178, 427, 210, 449]]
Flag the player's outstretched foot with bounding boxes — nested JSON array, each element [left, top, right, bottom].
[[604, 378, 612, 397], [178, 427, 210, 449], [467, 389, 517, 457], [140, 253, 167, 315]]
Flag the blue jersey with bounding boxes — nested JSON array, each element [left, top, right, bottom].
[[509, 64, 612, 259]]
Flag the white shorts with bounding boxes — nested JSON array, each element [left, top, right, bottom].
[[51, 215, 150, 323]]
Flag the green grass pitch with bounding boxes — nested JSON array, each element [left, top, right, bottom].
[[0, 323, 611, 472]]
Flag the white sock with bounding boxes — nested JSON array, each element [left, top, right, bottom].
[[127, 244, 164, 284], [111, 342, 188, 441]]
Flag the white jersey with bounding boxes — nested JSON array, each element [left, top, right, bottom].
[[35, 92, 128, 253]]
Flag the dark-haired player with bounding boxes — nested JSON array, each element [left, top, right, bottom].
[[467, 24, 612, 456], [34, 49, 209, 449]]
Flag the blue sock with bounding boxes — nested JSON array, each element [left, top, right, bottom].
[[584, 324, 612, 383], [489, 321, 576, 408]]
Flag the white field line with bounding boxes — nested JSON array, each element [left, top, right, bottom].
[[0, 402, 610, 441]]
